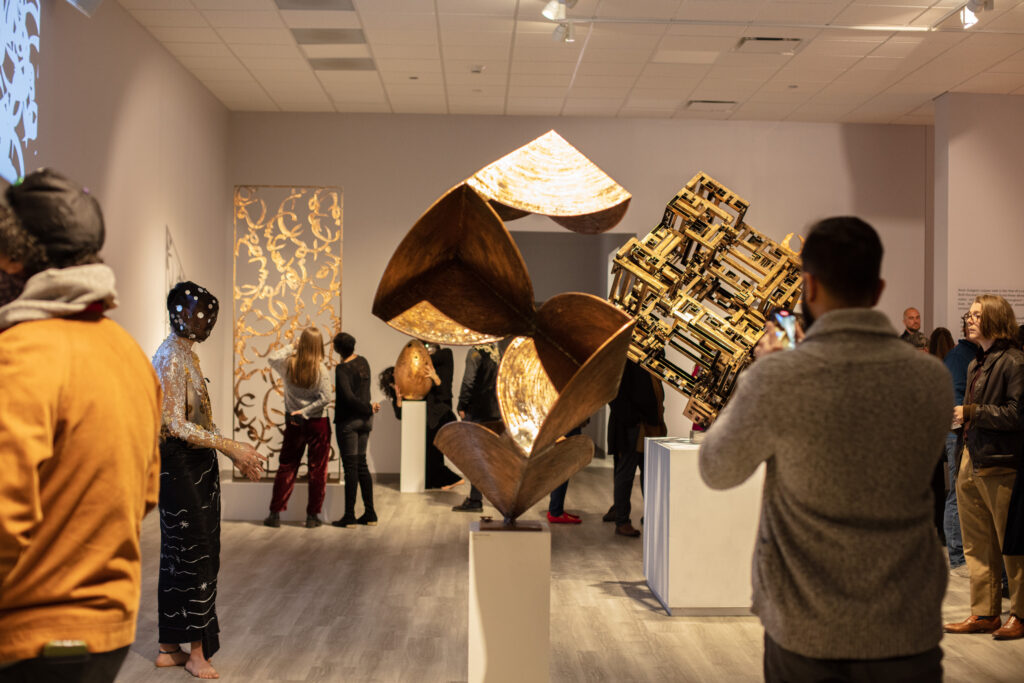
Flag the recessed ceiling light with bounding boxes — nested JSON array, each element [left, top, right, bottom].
[[687, 100, 736, 112]]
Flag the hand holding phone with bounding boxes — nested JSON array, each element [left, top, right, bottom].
[[773, 310, 798, 350]]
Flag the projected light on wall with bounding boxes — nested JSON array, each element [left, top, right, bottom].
[[1, 0, 40, 183]]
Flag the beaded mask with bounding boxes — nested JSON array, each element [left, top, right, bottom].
[[167, 281, 219, 342]]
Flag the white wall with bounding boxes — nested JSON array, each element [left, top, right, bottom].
[[32, 0, 231, 421], [229, 114, 930, 468], [933, 93, 1024, 335]]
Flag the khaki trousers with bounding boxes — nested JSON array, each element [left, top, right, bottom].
[[957, 452, 1024, 617]]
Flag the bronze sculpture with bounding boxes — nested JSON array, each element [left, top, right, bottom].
[[373, 131, 633, 524]]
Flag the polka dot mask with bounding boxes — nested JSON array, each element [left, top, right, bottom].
[[167, 281, 219, 342]]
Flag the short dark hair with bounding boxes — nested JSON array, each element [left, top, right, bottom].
[[801, 216, 882, 306], [333, 332, 355, 357], [0, 202, 47, 272]]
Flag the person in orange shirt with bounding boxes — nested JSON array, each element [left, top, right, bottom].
[[0, 170, 161, 682]]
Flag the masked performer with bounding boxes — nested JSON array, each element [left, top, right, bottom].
[[152, 281, 265, 679]]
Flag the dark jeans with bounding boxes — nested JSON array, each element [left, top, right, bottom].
[[270, 417, 331, 515], [337, 418, 374, 517], [764, 634, 942, 683], [0, 645, 129, 683], [943, 431, 965, 566], [548, 480, 569, 516], [613, 448, 644, 525]]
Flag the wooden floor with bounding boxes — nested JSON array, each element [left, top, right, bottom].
[[118, 461, 1024, 682]]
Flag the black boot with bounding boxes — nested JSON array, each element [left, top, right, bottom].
[[263, 511, 280, 527], [332, 513, 357, 528], [356, 510, 377, 526]]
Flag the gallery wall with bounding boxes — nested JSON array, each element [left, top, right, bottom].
[[229, 113, 930, 473], [30, 0, 232, 420], [933, 92, 1024, 335]]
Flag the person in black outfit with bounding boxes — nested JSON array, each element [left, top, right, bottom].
[[331, 332, 380, 528], [608, 360, 666, 537], [452, 344, 501, 511], [423, 343, 463, 489]]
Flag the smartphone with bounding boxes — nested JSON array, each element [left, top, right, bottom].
[[773, 310, 797, 350]]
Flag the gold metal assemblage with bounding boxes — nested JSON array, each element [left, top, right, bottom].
[[608, 172, 802, 427], [394, 339, 436, 400]]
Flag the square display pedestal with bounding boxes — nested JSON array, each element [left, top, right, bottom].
[[468, 521, 550, 683], [400, 399, 426, 493]]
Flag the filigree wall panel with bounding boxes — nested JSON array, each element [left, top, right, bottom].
[[233, 185, 342, 481]]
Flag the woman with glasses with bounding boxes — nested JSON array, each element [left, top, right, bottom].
[[944, 295, 1024, 640]]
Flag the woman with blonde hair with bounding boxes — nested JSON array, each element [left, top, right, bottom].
[[945, 294, 1024, 640], [264, 327, 333, 529]]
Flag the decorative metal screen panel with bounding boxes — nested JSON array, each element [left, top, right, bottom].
[[609, 172, 802, 426], [233, 185, 343, 481]]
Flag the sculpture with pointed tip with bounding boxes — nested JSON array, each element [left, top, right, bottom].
[[394, 340, 436, 400]]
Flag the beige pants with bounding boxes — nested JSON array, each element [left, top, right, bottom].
[[957, 452, 1024, 617]]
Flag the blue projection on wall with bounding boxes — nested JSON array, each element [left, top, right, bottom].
[[1, 0, 40, 183]]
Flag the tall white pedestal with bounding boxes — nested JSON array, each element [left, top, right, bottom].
[[644, 437, 764, 616], [400, 400, 426, 493], [468, 522, 550, 683]]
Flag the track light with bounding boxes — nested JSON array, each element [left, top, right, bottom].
[[552, 22, 575, 43], [960, 0, 993, 27], [542, 0, 578, 22]]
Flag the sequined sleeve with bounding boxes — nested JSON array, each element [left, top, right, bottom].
[[155, 339, 234, 452]]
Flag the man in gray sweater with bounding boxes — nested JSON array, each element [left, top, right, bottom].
[[699, 217, 952, 682]]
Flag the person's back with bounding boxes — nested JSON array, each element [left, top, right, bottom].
[[699, 216, 952, 680], [0, 313, 161, 662], [709, 308, 951, 658]]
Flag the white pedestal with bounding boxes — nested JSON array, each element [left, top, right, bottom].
[[400, 400, 426, 493], [468, 522, 550, 683], [643, 437, 764, 616], [220, 473, 346, 522]]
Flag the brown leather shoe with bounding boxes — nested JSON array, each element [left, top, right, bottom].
[[615, 522, 641, 537], [993, 615, 1024, 640], [943, 615, 1001, 634]]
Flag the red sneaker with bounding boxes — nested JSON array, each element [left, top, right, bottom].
[[547, 511, 582, 524]]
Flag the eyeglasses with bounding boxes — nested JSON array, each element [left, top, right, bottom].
[[962, 312, 982, 323]]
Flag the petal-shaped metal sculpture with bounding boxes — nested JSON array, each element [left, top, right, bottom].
[[434, 422, 594, 522], [467, 130, 631, 234], [372, 183, 535, 344]]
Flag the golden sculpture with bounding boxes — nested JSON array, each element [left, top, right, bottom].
[[232, 185, 343, 480], [466, 130, 631, 234], [394, 340, 436, 400], [373, 131, 633, 524], [608, 172, 802, 427]]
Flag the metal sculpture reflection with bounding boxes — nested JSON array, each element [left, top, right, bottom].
[[233, 185, 343, 480], [373, 131, 633, 523], [609, 172, 802, 427]]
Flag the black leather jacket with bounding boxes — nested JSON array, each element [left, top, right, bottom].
[[960, 340, 1024, 470]]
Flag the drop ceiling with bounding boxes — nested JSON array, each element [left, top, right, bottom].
[[118, 0, 1024, 124]]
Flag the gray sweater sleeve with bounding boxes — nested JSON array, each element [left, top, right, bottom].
[[267, 344, 294, 376], [298, 367, 333, 418], [698, 360, 778, 489]]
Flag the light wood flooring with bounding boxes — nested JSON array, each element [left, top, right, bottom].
[[117, 462, 1024, 682]]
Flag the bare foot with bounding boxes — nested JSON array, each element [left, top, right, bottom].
[[186, 653, 220, 679], [155, 645, 188, 668], [440, 478, 465, 491]]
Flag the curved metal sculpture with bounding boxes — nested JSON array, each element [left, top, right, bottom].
[[373, 131, 633, 524], [394, 340, 436, 400]]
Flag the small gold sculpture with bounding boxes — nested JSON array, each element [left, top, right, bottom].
[[608, 172, 802, 426], [373, 131, 633, 524], [394, 340, 435, 400]]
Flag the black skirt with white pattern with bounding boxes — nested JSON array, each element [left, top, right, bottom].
[[157, 437, 221, 656]]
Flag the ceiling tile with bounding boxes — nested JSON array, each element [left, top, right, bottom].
[[316, 71, 384, 87], [787, 103, 855, 121], [510, 60, 576, 75], [332, 101, 391, 112], [218, 27, 296, 44], [237, 54, 308, 69], [390, 99, 448, 114], [302, 44, 372, 58], [252, 68, 319, 85], [352, 0, 432, 12], [438, 15, 514, 32], [130, 9, 209, 27], [178, 54, 245, 70], [448, 103, 505, 114], [442, 30, 512, 47], [447, 85, 505, 97], [707, 64, 781, 81], [584, 48, 656, 63], [279, 10, 361, 28], [373, 44, 440, 59], [598, 0, 682, 20], [164, 41, 235, 57], [714, 53, 792, 68], [437, 0, 515, 15], [575, 61, 646, 76], [376, 58, 442, 72], [627, 88, 686, 106], [802, 38, 881, 57], [830, 4, 930, 26], [442, 44, 511, 61], [148, 26, 221, 42], [358, 12, 437, 30], [756, 2, 843, 23], [512, 46, 584, 62], [202, 10, 283, 27], [656, 35, 737, 52], [510, 73, 573, 87], [508, 85, 570, 98], [380, 71, 444, 84], [362, 29, 438, 45], [386, 83, 446, 97], [732, 101, 802, 120], [675, 1, 759, 22], [561, 100, 623, 116], [119, 0, 194, 10], [190, 67, 252, 81], [989, 53, 1024, 74], [569, 86, 633, 98], [571, 74, 637, 88], [618, 108, 676, 118], [232, 45, 304, 62], [652, 49, 720, 64]]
